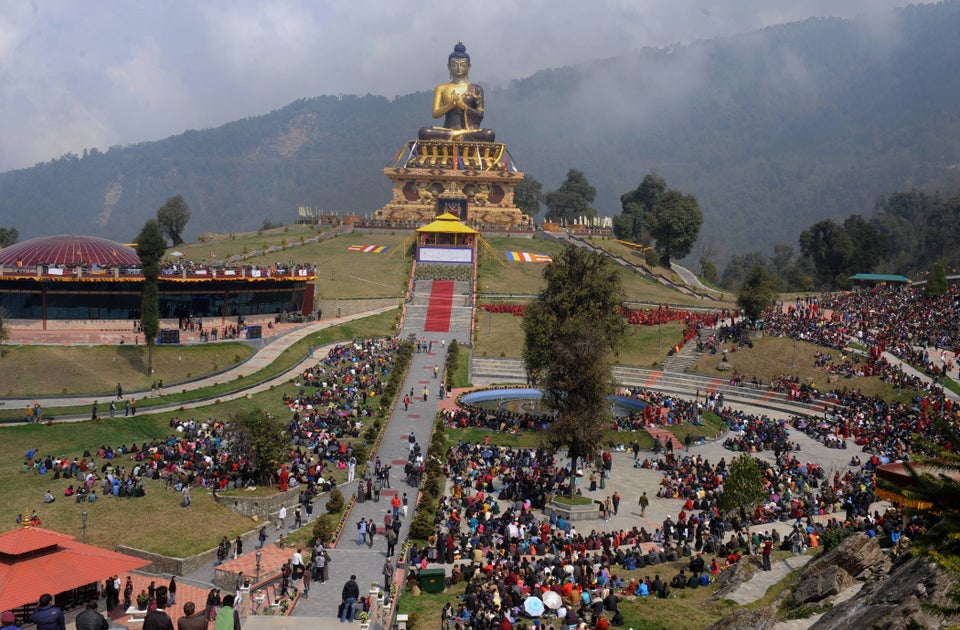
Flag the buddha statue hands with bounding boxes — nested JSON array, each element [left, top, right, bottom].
[[418, 42, 495, 143]]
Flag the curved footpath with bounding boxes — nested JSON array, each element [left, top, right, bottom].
[[0, 307, 397, 422]]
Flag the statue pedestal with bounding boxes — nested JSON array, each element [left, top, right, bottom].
[[376, 140, 530, 227]]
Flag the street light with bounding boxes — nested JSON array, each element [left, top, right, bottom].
[[81, 511, 88, 544], [255, 550, 262, 583], [791, 337, 797, 368]]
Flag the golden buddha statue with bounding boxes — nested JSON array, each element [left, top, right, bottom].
[[418, 42, 495, 142]]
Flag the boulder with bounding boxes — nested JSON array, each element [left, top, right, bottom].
[[716, 361, 733, 371], [811, 556, 960, 629], [791, 563, 855, 604]]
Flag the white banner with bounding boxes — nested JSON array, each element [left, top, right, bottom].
[[418, 247, 473, 263], [48, 267, 63, 275], [250, 269, 262, 278]]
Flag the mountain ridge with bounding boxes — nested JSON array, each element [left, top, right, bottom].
[[4, 2, 960, 265]]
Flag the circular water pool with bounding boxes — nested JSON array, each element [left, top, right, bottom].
[[460, 388, 646, 418]]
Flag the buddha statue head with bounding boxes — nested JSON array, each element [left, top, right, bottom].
[[448, 42, 471, 81]]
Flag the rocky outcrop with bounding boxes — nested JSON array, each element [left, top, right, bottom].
[[791, 563, 856, 604], [706, 607, 776, 630], [709, 560, 753, 602], [805, 532, 890, 580], [790, 533, 888, 604], [810, 555, 960, 629]]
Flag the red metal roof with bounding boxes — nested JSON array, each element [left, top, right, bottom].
[[0, 527, 149, 610], [0, 235, 141, 268]]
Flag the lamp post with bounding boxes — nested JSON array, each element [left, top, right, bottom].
[[255, 550, 262, 583], [487, 309, 492, 336], [791, 337, 797, 368], [81, 511, 88, 544]]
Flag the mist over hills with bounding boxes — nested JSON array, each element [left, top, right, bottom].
[[4, 2, 960, 265]]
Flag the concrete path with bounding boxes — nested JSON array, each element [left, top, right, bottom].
[[1, 307, 397, 421], [279, 279, 473, 620]]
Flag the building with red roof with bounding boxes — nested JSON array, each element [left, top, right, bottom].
[[0, 526, 149, 620]]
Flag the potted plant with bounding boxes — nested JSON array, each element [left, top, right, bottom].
[[358, 611, 370, 630], [136, 592, 149, 610]]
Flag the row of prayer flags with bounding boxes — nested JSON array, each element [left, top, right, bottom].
[[348, 245, 389, 253]]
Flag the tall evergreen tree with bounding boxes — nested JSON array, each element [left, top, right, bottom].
[[135, 219, 166, 375], [544, 169, 597, 224], [513, 176, 544, 217], [522, 246, 625, 495]]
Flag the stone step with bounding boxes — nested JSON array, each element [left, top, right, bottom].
[[469, 358, 837, 416]]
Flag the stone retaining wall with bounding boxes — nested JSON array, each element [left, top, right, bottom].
[[316, 298, 399, 319]]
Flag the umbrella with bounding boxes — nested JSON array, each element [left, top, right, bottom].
[[523, 596, 545, 617], [542, 591, 562, 610], [170, 251, 184, 257]]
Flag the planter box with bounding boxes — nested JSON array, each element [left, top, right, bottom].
[[547, 499, 600, 522]]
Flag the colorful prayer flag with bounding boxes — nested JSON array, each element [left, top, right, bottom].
[[505, 251, 551, 263], [348, 245, 389, 254]]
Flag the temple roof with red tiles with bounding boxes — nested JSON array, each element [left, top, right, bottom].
[[0, 235, 141, 268]]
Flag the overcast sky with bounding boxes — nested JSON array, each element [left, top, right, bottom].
[[0, 0, 914, 172]]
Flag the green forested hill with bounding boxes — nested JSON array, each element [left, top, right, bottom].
[[4, 3, 960, 262]]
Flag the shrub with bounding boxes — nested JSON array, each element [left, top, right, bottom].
[[312, 514, 334, 544], [821, 527, 855, 552], [325, 488, 345, 513], [351, 443, 368, 464], [409, 498, 436, 540]]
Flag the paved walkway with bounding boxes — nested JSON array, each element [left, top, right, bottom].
[[727, 554, 812, 605], [1, 307, 396, 421]]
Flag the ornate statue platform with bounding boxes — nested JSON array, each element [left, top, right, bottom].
[[376, 139, 529, 226]]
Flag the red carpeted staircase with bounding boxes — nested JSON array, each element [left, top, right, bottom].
[[424, 280, 455, 332]]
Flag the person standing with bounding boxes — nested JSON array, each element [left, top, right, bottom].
[[234, 535, 243, 559], [386, 527, 398, 558], [366, 519, 376, 548], [142, 592, 173, 630], [212, 595, 239, 630], [313, 548, 326, 583], [117, 383, 123, 400], [382, 557, 394, 592], [358, 519, 367, 546], [258, 525, 267, 549], [176, 602, 207, 630], [277, 505, 287, 531], [168, 577, 177, 606], [422, 386, 429, 402], [340, 575, 360, 623], [612, 492, 621, 516], [123, 577, 134, 610], [762, 537, 773, 571], [30, 594, 65, 630], [74, 601, 108, 630], [639, 492, 649, 518]]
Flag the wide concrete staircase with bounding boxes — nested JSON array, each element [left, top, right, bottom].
[[470, 357, 839, 418], [401, 278, 473, 339], [661, 327, 716, 373]]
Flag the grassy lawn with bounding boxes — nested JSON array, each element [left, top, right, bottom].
[[0, 309, 401, 422], [689, 335, 914, 400], [476, 236, 568, 296], [473, 310, 684, 367], [0, 343, 253, 397], [2, 357, 391, 556], [396, 556, 754, 630]]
